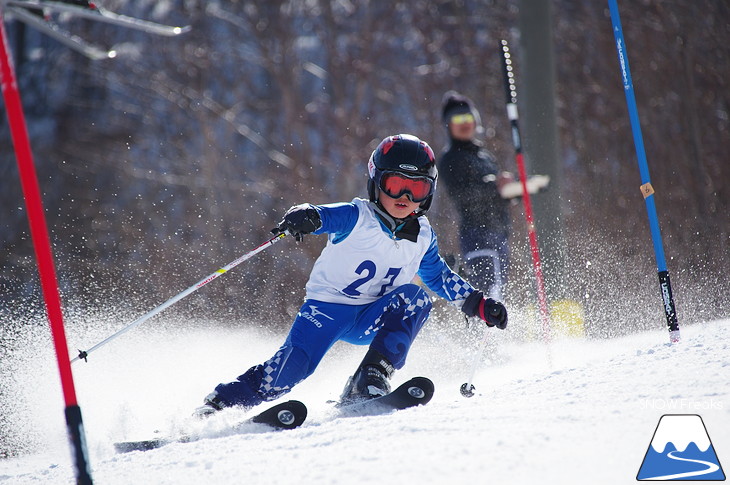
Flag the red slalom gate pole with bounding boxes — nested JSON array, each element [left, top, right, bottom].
[[0, 12, 92, 484], [499, 39, 551, 342]]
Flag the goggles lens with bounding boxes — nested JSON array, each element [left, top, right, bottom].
[[450, 113, 475, 125], [379, 172, 434, 202]]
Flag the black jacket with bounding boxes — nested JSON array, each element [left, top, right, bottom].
[[438, 139, 510, 235]]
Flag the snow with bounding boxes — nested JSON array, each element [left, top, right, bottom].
[[1, 316, 728, 485], [650, 415, 712, 453]]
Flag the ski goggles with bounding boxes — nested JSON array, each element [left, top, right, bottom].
[[450, 113, 475, 125], [377, 171, 434, 203]]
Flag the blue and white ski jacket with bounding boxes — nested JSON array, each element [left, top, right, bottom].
[[305, 198, 475, 306]]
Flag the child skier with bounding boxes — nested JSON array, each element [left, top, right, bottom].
[[198, 134, 507, 414]]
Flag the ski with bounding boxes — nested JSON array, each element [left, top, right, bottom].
[[5, 0, 191, 36], [113, 399, 307, 454], [336, 376, 434, 417], [6, 5, 114, 60]]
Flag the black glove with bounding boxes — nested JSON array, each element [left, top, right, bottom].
[[272, 203, 322, 241], [461, 290, 508, 329]]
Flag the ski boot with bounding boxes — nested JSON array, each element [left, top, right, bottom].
[[339, 349, 395, 406]]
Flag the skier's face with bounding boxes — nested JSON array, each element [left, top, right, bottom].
[[449, 118, 476, 141], [379, 192, 421, 219]]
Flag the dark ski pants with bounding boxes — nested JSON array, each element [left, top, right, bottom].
[[460, 227, 510, 300], [212, 283, 432, 408]]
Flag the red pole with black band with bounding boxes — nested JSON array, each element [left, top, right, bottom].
[[0, 10, 92, 484]]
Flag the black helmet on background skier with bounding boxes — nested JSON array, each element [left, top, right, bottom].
[[441, 90, 482, 134], [367, 134, 438, 213]]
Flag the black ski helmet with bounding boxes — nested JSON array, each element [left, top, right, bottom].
[[367, 134, 438, 213], [441, 90, 482, 134]]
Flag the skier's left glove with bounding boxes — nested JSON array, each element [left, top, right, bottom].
[[461, 291, 508, 329], [272, 203, 322, 242]]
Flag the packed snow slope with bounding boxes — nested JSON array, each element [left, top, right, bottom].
[[1, 315, 728, 485]]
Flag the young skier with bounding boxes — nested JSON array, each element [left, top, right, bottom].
[[197, 134, 507, 414]]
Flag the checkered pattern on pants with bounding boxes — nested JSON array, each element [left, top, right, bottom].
[[367, 284, 432, 369]]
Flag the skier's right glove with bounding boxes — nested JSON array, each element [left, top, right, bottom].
[[272, 203, 322, 242], [461, 290, 508, 329]]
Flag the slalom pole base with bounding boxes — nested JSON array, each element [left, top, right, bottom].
[[65, 405, 93, 485], [658, 270, 680, 341], [669, 330, 681, 344]]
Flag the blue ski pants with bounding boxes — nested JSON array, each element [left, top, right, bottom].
[[212, 283, 432, 408]]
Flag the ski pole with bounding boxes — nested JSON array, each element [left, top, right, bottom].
[[460, 264, 502, 397], [499, 39, 551, 343], [460, 323, 491, 398], [607, 0, 680, 343], [72, 232, 287, 363]]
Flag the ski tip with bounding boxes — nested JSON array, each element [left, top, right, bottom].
[[250, 400, 307, 430], [277, 400, 307, 429], [406, 377, 435, 402], [335, 376, 435, 416], [408, 376, 434, 391], [278, 399, 308, 417]]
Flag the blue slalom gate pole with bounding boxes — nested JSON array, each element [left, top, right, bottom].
[[608, 0, 680, 343]]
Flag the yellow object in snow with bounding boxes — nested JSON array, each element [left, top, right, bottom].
[[551, 299, 585, 338]]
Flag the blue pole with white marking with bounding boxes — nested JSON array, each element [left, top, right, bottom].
[[607, 0, 679, 342]]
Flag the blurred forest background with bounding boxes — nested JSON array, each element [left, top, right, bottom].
[[1, 0, 728, 338]]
